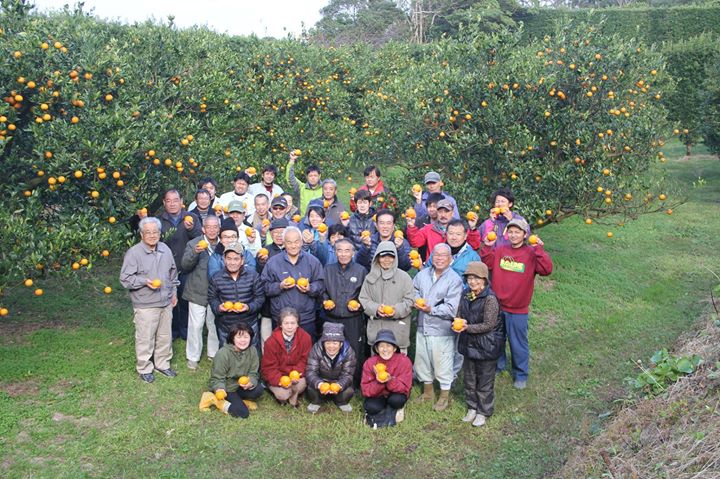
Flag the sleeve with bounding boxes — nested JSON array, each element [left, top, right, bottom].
[[467, 227, 481, 250], [480, 245, 495, 270], [248, 349, 261, 388], [386, 356, 413, 396], [339, 347, 356, 390], [180, 241, 200, 272], [465, 296, 500, 335], [430, 278, 462, 320], [355, 243, 373, 269], [533, 245, 554, 276], [393, 275, 416, 319], [286, 161, 300, 195], [304, 348, 322, 389], [260, 340, 283, 386], [207, 276, 222, 316], [360, 358, 386, 398], [406, 224, 426, 248], [307, 260, 325, 298], [396, 240, 412, 272], [261, 262, 283, 298], [209, 351, 229, 392], [168, 257, 179, 296], [247, 274, 266, 315], [119, 250, 147, 290], [451, 197, 460, 220], [358, 280, 380, 318], [244, 251, 257, 270], [413, 193, 428, 218]]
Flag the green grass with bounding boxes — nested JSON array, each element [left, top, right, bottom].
[[1, 149, 719, 478]]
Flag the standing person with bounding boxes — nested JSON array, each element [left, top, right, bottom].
[[286, 150, 322, 215], [181, 215, 221, 370], [225, 201, 261, 256], [250, 193, 272, 233], [479, 187, 529, 247], [261, 307, 313, 407], [305, 323, 357, 413], [281, 193, 299, 220], [480, 218, 553, 389], [198, 323, 264, 418], [308, 179, 346, 226], [412, 243, 463, 411], [207, 242, 265, 347], [158, 189, 201, 341], [356, 209, 413, 272], [426, 219, 481, 280], [119, 217, 179, 383], [314, 223, 350, 266], [407, 199, 480, 262], [207, 218, 257, 281], [361, 330, 413, 428], [219, 172, 256, 218], [412, 171, 460, 219], [453, 262, 504, 427], [322, 238, 367, 385], [188, 189, 215, 222], [358, 242, 415, 353], [350, 165, 395, 211], [344, 189, 376, 249], [260, 227, 325, 341], [248, 164, 284, 199], [187, 177, 220, 212], [413, 192, 445, 260]]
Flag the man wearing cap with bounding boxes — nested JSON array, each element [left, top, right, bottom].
[[219, 172, 256, 218], [356, 209, 413, 272], [412, 243, 463, 411], [207, 218, 257, 280], [407, 199, 481, 262], [120, 216, 180, 383], [181, 215, 221, 369], [286, 150, 323, 215], [208, 242, 266, 348], [248, 164, 284, 200], [480, 218, 553, 389], [305, 322, 357, 413], [412, 171, 460, 220], [260, 226, 325, 341], [307, 178, 346, 226], [225, 200, 262, 256]]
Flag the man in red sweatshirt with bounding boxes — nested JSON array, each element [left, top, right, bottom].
[[407, 199, 481, 261], [480, 218, 553, 389]]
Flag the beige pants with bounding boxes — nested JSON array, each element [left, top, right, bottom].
[[133, 306, 173, 374], [268, 378, 307, 404], [260, 316, 273, 353]]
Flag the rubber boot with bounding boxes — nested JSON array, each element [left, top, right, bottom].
[[433, 390, 450, 411], [198, 392, 215, 411], [416, 383, 434, 403], [243, 400, 258, 411], [216, 399, 230, 414]]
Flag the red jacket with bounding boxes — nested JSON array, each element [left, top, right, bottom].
[[480, 243, 553, 314], [260, 327, 312, 387], [360, 353, 413, 398], [349, 179, 395, 211], [407, 222, 481, 260]]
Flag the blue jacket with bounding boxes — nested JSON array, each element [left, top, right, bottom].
[[207, 244, 257, 281], [412, 266, 463, 336]]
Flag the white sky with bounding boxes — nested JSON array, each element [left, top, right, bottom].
[[30, 0, 330, 38]]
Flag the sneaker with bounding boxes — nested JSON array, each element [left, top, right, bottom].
[[307, 403, 320, 414], [155, 367, 177, 378], [462, 409, 477, 422], [513, 380, 527, 390], [139, 373, 155, 383], [472, 414, 486, 427], [187, 360, 199, 370], [395, 407, 405, 424], [339, 404, 352, 413]]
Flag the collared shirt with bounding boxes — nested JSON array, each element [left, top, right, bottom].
[[119, 241, 179, 308]]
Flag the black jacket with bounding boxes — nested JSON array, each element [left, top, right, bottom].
[[347, 210, 376, 249], [159, 210, 202, 273], [457, 287, 504, 361], [305, 340, 356, 390], [208, 267, 265, 326], [322, 262, 367, 319]]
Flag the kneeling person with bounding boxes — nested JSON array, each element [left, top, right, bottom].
[[305, 323, 356, 413]]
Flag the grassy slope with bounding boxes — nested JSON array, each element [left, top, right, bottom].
[[0, 148, 718, 478]]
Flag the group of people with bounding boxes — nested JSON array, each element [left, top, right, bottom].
[[119, 152, 553, 428]]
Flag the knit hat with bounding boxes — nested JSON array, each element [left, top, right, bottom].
[[320, 322, 345, 343], [463, 262, 489, 280], [373, 329, 399, 353], [220, 218, 238, 235]]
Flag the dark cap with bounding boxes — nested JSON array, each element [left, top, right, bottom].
[[436, 199, 453, 211], [270, 218, 289, 230], [424, 171, 441, 184], [271, 196, 288, 209], [320, 322, 345, 343], [220, 218, 238, 235], [373, 329, 400, 353]]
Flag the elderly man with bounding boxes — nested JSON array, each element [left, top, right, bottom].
[[120, 217, 180, 383], [260, 226, 325, 341], [181, 215, 221, 370], [412, 243, 463, 411], [307, 179, 346, 226]]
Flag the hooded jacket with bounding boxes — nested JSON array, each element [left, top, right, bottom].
[[356, 232, 413, 272], [358, 242, 415, 349]]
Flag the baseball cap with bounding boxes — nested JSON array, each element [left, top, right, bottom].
[[424, 171, 441, 184], [223, 242, 244, 256], [227, 201, 245, 213], [436, 199, 453, 211]]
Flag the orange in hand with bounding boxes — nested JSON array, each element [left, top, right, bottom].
[[233, 301, 244, 311], [340, 211, 350, 220], [394, 230, 404, 239], [289, 370, 301, 381], [329, 383, 342, 394], [323, 299, 335, 310], [466, 211, 478, 221], [374, 363, 387, 373], [297, 277, 309, 288], [452, 318, 464, 331], [245, 227, 255, 237], [415, 298, 427, 308], [223, 301, 234, 310], [283, 277, 296, 287], [279, 376, 292, 387], [360, 230, 371, 238], [292, 214, 301, 223], [528, 235, 539, 245], [487, 231, 497, 241], [215, 390, 227, 400], [411, 259, 422, 269], [238, 376, 250, 386], [382, 305, 395, 316], [258, 248, 269, 257], [405, 208, 417, 219], [317, 223, 328, 233], [151, 279, 162, 288], [184, 215, 194, 224], [376, 370, 389, 382], [319, 382, 331, 394], [262, 218, 271, 227], [347, 299, 360, 310], [409, 250, 420, 260], [197, 239, 209, 249], [412, 184, 422, 193]]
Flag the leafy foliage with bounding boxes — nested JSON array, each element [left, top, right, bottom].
[[628, 348, 702, 396], [700, 56, 720, 155]]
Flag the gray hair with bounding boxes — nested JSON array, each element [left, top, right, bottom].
[[139, 216, 162, 232], [203, 215, 220, 226], [282, 226, 302, 242], [322, 178, 337, 188], [334, 238, 355, 251], [433, 243, 452, 255]]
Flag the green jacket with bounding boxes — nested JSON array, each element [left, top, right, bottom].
[[209, 343, 260, 393], [286, 162, 322, 216]]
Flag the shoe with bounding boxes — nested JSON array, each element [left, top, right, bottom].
[[243, 400, 258, 411], [155, 367, 177, 378], [513, 380, 527, 390], [433, 390, 450, 411], [472, 414, 486, 427], [199, 392, 215, 411], [462, 409, 477, 422], [139, 373, 155, 383], [339, 404, 352, 413], [187, 360, 199, 370], [416, 383, 435, 403], [307, 403, 320, 414], [395, 407, 405, 424]]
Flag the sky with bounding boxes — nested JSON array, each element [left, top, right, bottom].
[[30, 0, 330, 38]]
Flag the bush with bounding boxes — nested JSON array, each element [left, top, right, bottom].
[[700, 57, 720, 156]]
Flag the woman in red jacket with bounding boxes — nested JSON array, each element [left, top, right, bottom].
[[261, 307, 312, 406], [361, 329, 413, 427]]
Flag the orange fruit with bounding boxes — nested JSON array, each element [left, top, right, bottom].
[[528, 235, 539, 245], [258, 248, 269, 257], [103, 286, 112, 294], [382, 305, 395, 316], [289, 370, 301, 381], [394, 230, 404, 239], [233, 301, 244, 311], [151, 279, 162, 288], [374, 363, 387, 373], [409, 250, 420, 260], [238, 376, 250, 386], [72, 262, 80, 270], [101, 249, 110, 257], [262, 218, 270, 227], [323, 199, 330, 208], [318, 382, 331, 394], [607, 232, 614, 238], [108, 216, 116, 224], [215, 390, 227, 400], [197, 239, 208, 249], [317, 223, 328, 233], [0, 308, 8, 317], [34, 288, 43, 296], [658, 194, 667, 201], [666, 209, 673, 215], [376, 370, 389, 382], [412, 184, 422, 193], [360, 230, 371, 238], [405, 208, 417, 219], [347, 299, 360, 310], [292, 214, 301, 222], [585, 218, 593, 225], [487, 231, 497, 241], [492, 207, 501, 215], [243, 227, 254, 237], [340, 211, 350, 220], [284, 277, 296, 287], [349, 187, 357, 196], [293, 149, 302, 156], [411, 259, 422, 269], [80, 258, 89, 266], [223, 301, 234, 310], [184, 215, 194, 224], [24, 279, 33, 287], [323, 299, 335, 310], [466, 211, 478, 221], [415, 298, 426, 308], [280, 376, 292, 387], [297, 277, 309, 288], [452, 319, 464, 331], [329, 383, 342, 393]]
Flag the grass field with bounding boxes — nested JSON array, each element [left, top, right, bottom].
[[1, 145, 719, 478]]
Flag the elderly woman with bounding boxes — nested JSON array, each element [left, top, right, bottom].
[[305, 322, 357, 413], [361, 329, 413, 427], [453, 262, 504, 427], [198, 322, 264, 418], [261, 307, 312, 407]]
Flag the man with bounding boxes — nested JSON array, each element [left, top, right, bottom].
[[356, 209, 413, 272], [343, 189, 376, 249], [308, 179, 346, 226], [322, 238, 367, 385], [260, 227, 325, 341], [412, 243, 463, 411], [257, 218, 289, 348], [188, 189, 215, 222], [181, 215, 221, 369], [414, 192, 445, 260], [479, 187, 530, 248], [159, 189, 201, 341], [120, 217, 179, 383], [286, 150, 322, 215], [350, 165, 394, 211], [226, 200, 261, 256], [407, 199, 480, 261], [315, 223, 350, 266], [426, 219, 481, 279], [208, 242, 265, 347], [248, 164, 284, 200], [412, 171, 460, 220], [207, 218, 256, 283], [219, 172, 256, 218], [251, 193, 272, 238], [282, 193, 299, 220], [187, 177, 220, 212]]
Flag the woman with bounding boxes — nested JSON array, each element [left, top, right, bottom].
[[261, 307, 312, 407], [453, 262, 504, 427], [361, 329, 413, 427], [198, 322, 264, 418], [305, 322, 356, 413]]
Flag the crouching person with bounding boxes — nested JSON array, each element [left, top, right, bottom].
[[361, 330, 413, 428], [199, 322, 264, 418], [305, 323, 356, 413]]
